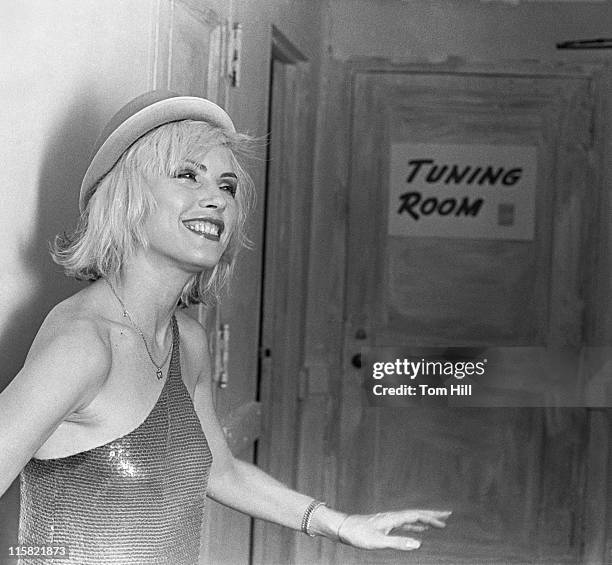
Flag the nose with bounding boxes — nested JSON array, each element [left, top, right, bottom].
[[197, 184, 226, 211]]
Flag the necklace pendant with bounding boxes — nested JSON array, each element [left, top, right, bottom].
[[105, 279, 172, 383]]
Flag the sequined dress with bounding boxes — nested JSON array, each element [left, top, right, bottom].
[[18, 315, 213, 565]]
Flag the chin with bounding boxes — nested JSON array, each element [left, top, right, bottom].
[[186, 252, 225, 273]]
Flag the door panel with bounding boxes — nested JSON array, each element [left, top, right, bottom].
[[346, 72, 591, 348], [339, 406, 588, 565], [338, 69, 597, 564], [156, 0, 228, 105]]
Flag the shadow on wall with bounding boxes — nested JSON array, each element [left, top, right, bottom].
[[0, 88, 104, 560]]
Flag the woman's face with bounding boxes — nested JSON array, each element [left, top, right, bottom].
[[142, 144, 239, 273]]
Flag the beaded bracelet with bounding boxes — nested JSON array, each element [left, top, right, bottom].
[[301, 499, 327, 537]]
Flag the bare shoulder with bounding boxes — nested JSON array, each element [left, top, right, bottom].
[[22, 299, 112, 405], [0, 298, 112, 494], [174, 310, 212, 392]]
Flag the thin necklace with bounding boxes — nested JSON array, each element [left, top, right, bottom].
[[104, 279, 172, 380]]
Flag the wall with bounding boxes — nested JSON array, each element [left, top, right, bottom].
[[0, 0, 156, 385], [0, 0, 156, 551], [326, 0, 612, 64]]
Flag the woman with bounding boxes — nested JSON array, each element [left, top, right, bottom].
[[0, 91, 451, 564]]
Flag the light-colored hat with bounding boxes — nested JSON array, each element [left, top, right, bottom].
[[79, 90, 236, 211]]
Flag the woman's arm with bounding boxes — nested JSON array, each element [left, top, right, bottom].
[[189, 321, 451, 550], [193, 370, 349, 536], [207, 454, 347, 538], [204, 452, 450, 549], [0, 319, 109, 497]]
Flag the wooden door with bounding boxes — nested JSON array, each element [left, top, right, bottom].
[[155, 2, 261, 564], [337, 67, 606, 564]]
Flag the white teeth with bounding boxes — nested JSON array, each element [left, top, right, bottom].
[[184, 220, 220, 237]]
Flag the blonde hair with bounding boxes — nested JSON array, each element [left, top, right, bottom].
[[51, 120, 256, 306]]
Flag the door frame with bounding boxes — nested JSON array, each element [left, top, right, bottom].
[[251, 26, 315, 565]]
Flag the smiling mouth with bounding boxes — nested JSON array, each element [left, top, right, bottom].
[[182, 218, 225, 241]]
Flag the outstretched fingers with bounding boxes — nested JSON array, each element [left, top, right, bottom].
[[337, 509, 452, 551], [384, 509, 452, 532], [397, 523, 430, 532], [415, 510, 452, 529], [377, 510, 452, 551]]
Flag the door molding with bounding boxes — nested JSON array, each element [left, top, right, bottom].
[[252, 26, 315, 565]]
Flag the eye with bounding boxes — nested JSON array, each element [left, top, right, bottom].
[[175, 168, 198, 182], [220, 182, 237, 198]]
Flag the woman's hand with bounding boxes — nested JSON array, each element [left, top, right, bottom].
[[336, 509, 452, 551]]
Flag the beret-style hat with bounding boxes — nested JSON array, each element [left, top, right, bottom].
[[79, 90, 236, 211]]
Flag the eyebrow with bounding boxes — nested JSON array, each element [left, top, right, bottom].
[[186, 160, 237, 180]]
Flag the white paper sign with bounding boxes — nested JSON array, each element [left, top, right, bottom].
[[388, 143, 537, 240]]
